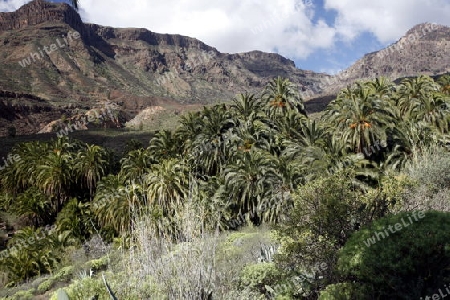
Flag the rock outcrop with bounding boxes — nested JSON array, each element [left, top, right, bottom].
[[319, 23, 450, 94], [0, 0, 85, 35]]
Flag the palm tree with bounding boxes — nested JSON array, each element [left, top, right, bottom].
[[221, 149, 280, 223], [1, 226, 62, 285], [271, 109, 307, 141], [35, 147, 74, 213], [406, 91, 450, 133], [226, 116, 272, 157], [148, 130, 180, 162], [119, 148, 153, 182], [282, 119, 326, 160], [366, 77, 394, 98], [56, 198, 93, 242], [396, 75, 440, 114], [188, 106, 235, 176], [300, 134, 376, 188], [437, 74, 450, 95], [124, 139, 144, 154], [175, 111, 203, 155], [93, 174, 142, 234], [323, 81, 392, 154], [230, 93, 263, 121], [144, 158, 189, 217], [261, 155, 305, 222], [11, 187, 54, 227], [1, 141, 48, 194], [262, 77, 307, 117], [385, 120, 437, 170], [191, 175, 231, 230], [74, 144, 109, 198]]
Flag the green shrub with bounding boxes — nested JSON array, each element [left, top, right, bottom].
[[275, 172, 376, 289], [319, 283, 363, 300], [0, 227, 63, 286], [50, 277, 107, 300], [38, 265, 75, 293], [240, 262, 280, 294], [10, 290, 34, 300], [56, 198, 92, 243], [86, 256, 109, 272], [54, 266, 75, 281], [37, 279, 53, 293], [337, 210, 450, 299]]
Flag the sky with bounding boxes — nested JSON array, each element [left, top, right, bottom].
[[1, 0, 450, 74]]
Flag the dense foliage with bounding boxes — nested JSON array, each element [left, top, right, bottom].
[[331, 211, 450, 299], [0, 75, 449, 298]]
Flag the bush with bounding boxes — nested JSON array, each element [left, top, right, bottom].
[[0, 226, 63, 286], [56, 198, 92, 243], [275, 172, 381, 291], [400, 148, 450, 212], [86, 256, 109, 272], [239, 262, 280, 294], [37, 279, 53, 293], [54, 266, 75, 281], [319, 283, 364, 300], [337, 210, 450, 299], [50, 277, 107, 300], [9, 290, 34, 300]]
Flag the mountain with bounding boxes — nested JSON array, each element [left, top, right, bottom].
[[1, 1, 450, 137], [0, 0, 328, 137], [316, 23, 450, 95]]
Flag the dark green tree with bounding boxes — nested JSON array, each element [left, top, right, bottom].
[[334, 211, 450, 299]]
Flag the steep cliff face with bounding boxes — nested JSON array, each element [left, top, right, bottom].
[[0, 0, 85, 35], [0, 0, 328, 103], [0, 93, 64, 137], [85, 25, 327, 101], [0, 0, 331, 136], [320, 23, 450, 94]]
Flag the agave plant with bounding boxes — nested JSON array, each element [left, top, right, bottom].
[[56, 289, 70, 300]]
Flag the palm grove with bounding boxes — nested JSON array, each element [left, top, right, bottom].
[[1, 74, 450, 299]]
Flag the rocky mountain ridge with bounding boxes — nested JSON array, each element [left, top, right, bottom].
[[318, 23, 450, 94], [0, 0, 330, 136]]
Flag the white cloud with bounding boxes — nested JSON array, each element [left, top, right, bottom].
[[78, 0, 337, 60], [0, 0, 29, 11], [325, 0, 450, 43], [0, 0, 337, 60]]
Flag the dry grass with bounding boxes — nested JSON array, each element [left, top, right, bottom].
[[400, 143, 450, 212], [111, 191, 277, 300]]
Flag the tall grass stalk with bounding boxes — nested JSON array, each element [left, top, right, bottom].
[[122, 178, 220, 299]]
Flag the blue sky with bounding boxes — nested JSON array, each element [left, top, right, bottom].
[[2, 0, 450, 74], [295, 0, 385, 73]]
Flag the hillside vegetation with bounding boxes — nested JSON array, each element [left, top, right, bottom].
[[0, 75, 450, 299]]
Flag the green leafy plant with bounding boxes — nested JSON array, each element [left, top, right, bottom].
[[335, 210, 450, 299]]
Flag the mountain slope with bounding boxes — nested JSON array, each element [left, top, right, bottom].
[[0, 0, 330, 136], [1, 1, 450, 137], [317, 23, 450, 95]]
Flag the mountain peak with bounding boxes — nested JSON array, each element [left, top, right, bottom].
[[320, 23, 450, 95], [0, 0, 83, 33], [405, 22, 444, 35]]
